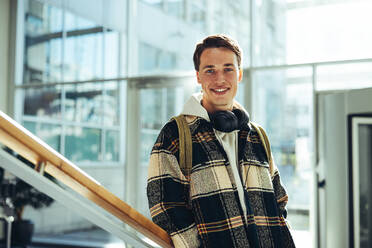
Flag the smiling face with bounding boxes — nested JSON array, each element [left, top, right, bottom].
[[196, 47, 242, 113]]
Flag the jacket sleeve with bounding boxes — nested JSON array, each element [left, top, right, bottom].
[[270, 155, 289, 219], [147, 123, 201, 248]]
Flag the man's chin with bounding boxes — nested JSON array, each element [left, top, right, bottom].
[[212, 102, 233, 111]]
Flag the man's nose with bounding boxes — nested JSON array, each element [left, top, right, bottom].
[[215, 71, 225, 84]]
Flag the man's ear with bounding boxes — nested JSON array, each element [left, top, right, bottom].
[[196, 71, 201, 84], [238, 69, 243, 82]]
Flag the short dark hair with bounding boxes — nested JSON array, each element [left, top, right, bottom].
[[193, 34, 242, 71]]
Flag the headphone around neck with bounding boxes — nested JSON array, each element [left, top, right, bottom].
[[208, 109, 250, 133]]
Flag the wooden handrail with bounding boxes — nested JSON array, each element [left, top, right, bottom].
[[0, 111, 173, 248]]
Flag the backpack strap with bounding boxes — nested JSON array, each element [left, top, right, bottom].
[[250, 122, 274, 175], [173, 115, 193, 179]]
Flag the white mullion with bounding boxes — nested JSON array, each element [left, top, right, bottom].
[[161, 88, 167, 123], [101, 84, 107, 162], [125, 81, 140, 208], [101, 28, 106, 162], [60, 4, 67, 156], [22, 115, 120, 131], [12, 0, 26, 120], [119, 81, 127, 165], [118, 30, 126, 165], [311, 64, 318, 248]]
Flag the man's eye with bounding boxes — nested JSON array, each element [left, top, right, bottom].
[[206, 69, 214, 73], [225, 68, 234, 72]]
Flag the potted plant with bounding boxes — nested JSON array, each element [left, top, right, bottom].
[[0, 150, 55, 245]]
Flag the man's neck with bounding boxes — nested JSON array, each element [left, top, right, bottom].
[[201, 100, 233, 114]]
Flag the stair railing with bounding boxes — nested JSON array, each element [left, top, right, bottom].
[[0, 110, 173, 248]]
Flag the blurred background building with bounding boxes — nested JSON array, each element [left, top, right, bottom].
[[0, 0, 372, 247]]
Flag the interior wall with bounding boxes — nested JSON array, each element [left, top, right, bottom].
[[0, 0, 10, 113]]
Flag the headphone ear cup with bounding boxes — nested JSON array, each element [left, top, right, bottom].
[[209, 111, 238, 132], [232, 109, 250, 129]]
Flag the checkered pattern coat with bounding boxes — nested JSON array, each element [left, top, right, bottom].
[[147, 116, 296, 248]]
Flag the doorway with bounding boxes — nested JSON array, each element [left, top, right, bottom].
[[349, 114, 372, 248]]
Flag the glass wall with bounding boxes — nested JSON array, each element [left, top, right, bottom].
[[137, 0, 252, 73], [252, 67, 314, 240], [316, 61, 372, 91], [22, 0, 122, 165], [252, 0, 286, 66], [15, 0, 372, 246], [286, 0, 372, 64], [137, 80, 190, 216]]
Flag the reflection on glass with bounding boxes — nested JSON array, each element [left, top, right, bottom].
[[190, 3, 206, 30], [65, 126, 101, 162], [24, 0, 63, 84], [140, 130, 159, 164], [317, 62, 372, 91], [138, 161, 151, 216], [358, 124, 372, 248], [138, 86, 185, 215], [24, 87, 61, 118], [104, 31, 119, 78], [23, 121, 61, 151], [167, 0, 184, 19], [103, 82, 119, 126], [235, 83, 245, 105], [64, 33, 103, 81], [138, 42, 177, 74], [252, 0, 286, 67], [105, 130, 119, 162], [287, 1, 372, 64], [65, 83, 103, 124], [25, 0, 63, 36], [141, 0, 163, 8], [65, 11, 96, 32], [140, 88, 164, 129], [140, 87, 183, 130], [253, 67, 313, 232]]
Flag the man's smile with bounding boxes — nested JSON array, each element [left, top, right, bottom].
[[211, 88, 229, 95]]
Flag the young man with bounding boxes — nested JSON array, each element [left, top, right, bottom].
[[147, 34, 295, 248]]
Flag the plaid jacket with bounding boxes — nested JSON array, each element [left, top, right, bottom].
[[147, 116, 296, 248]]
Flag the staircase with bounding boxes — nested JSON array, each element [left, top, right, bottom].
[[0, 111, 173, 248]]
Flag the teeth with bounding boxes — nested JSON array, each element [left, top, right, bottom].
[[214, 88, 227, 92]]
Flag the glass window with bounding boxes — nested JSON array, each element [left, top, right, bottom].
[[64, 83, 103, 124], [167, 0, 184, 19], [138, 85, 186, 216], [190, 3, 206, 30], [24, 0, 63, 84], [287, 1, 372, 64], [252, 67, 313, 239], [64, 11, 96, 32], [23, 86, 61, 119], [316, 62, 372, 91], [138, 42, 177, 74], [21, 1, 123, 165], [252, 0, 286, 66], [138, 43, 158, 73], [140, 88, 166, 130], [141, 0, 163, 9], [64, 32, 104, 81], [137, 0, 251, 74], [105, 130, 120, 162], [23, 121, 61, 152], [65, 126, 102, 162], [104, 30, 120, 78], [103, 81, 120, 126]]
